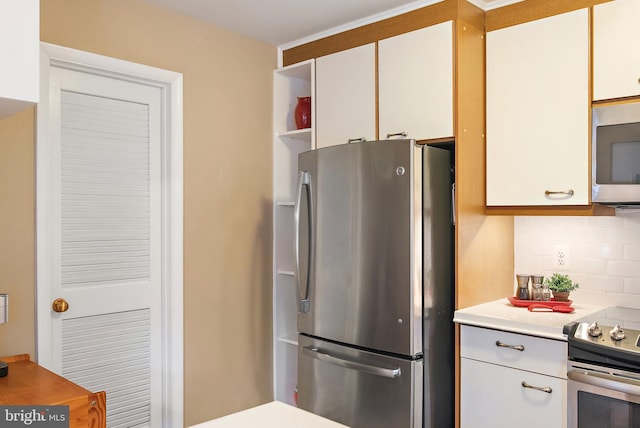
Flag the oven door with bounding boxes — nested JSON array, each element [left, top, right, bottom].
[[568, 362, 640, 428]]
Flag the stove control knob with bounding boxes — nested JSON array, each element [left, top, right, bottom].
[[587, 322, 602, 337], [610, 324, 626, 341]]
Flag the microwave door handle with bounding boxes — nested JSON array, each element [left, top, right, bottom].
[[294, 170, 311, 313], [302, 346, 401, 379], [569, 370, 640, 397]]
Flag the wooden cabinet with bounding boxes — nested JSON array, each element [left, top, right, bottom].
[[486, 9, 589, 207], [0, 0, 39, 118], [315, 44, 376, 149], [273, 60, 314, 405], [593, 0, 640, 101], [0, 354, 106, 428], [378, 21, 453, 142], [460, 326, 567, 428]]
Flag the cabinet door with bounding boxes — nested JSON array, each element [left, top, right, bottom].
[[316, 44, 375, 149], [0, 0, 38, 118], [461, 358, 566, 428], [594, 0, 640, 101], [378, 21, 453, 142], [486, 9, 589, 206]]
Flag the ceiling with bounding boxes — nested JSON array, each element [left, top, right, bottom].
[[143, 0, 521, 47]]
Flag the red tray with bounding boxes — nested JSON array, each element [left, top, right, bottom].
[[507, 296, 572, 307]]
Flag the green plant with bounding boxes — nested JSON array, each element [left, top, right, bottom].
[[544, 273, 579, 292]]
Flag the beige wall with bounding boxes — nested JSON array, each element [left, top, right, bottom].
[[0, 0, 276, 425], [0, 108, 36, 358]]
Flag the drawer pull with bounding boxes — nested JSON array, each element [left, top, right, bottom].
[[495, 340, 525, 351], [544, 189, 574, 197], [521, 381, 552, 394], [386, 131, 408, 139]]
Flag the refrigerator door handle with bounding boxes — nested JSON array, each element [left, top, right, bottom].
[[302, 346, 402, 379], [294, 170, 312, 313]]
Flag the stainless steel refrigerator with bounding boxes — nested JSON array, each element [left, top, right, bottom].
[[294, 139, 454, 428]]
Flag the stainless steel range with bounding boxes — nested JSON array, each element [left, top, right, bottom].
[[564, 308, 640, 428]]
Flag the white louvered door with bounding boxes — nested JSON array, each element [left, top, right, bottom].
[[44, 65, 162, 428]]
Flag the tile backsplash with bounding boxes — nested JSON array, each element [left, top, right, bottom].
[[514, 211, 640, 309]]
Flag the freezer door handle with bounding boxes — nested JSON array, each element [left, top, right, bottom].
[[302, 346, 402, 379], [295, 170, 312, 313]]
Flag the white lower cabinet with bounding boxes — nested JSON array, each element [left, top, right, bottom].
[[460, 326, 567, 428], [461, 359, 566, 428]]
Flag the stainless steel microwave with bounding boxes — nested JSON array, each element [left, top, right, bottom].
[[592, 102, 640, 206]]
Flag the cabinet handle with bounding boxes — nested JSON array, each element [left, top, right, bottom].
[[544, 189, 574, 197], [495, 340, 525, 351], [347, 137, 366, 144], [386, 131, 408, 139], [521, 381, 552, 394]]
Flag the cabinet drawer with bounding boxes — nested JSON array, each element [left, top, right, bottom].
[[461, 358, 566, 428], [460, 325, 567, 378]]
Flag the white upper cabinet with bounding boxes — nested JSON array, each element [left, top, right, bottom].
[[593, 0, 640, 101], [315, 44, 376, 149], [378, 21, 453, 141], [0, 0, 39, 118], [486, 9, 589, 206]]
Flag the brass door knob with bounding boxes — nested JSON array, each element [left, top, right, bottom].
[[52, 298, 69, 313]]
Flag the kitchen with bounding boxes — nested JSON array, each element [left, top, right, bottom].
[[0, 0, 639, 427]]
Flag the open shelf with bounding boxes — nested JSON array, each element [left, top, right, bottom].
[[277, 128, 313, 142], [278, 336, 298, 346], [273, 59, 315, 405], [274, 59, 314, 138], [277, 270, 295, 277]]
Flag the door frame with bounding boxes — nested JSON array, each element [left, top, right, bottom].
[[35, 42, 184, 427]]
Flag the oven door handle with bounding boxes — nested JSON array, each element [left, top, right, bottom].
[[569, 369, 640, 397]]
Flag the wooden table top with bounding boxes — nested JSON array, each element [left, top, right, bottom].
[[0, 354, 91, 405]]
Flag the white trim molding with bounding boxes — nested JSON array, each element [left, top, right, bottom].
[[277, 0, 524, 62], [277, 0, 443, 52], [467, 0, 524, 11]]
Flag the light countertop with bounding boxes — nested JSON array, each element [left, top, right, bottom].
[[189, 401, 349, 428], [453, 298, 604, 340]]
